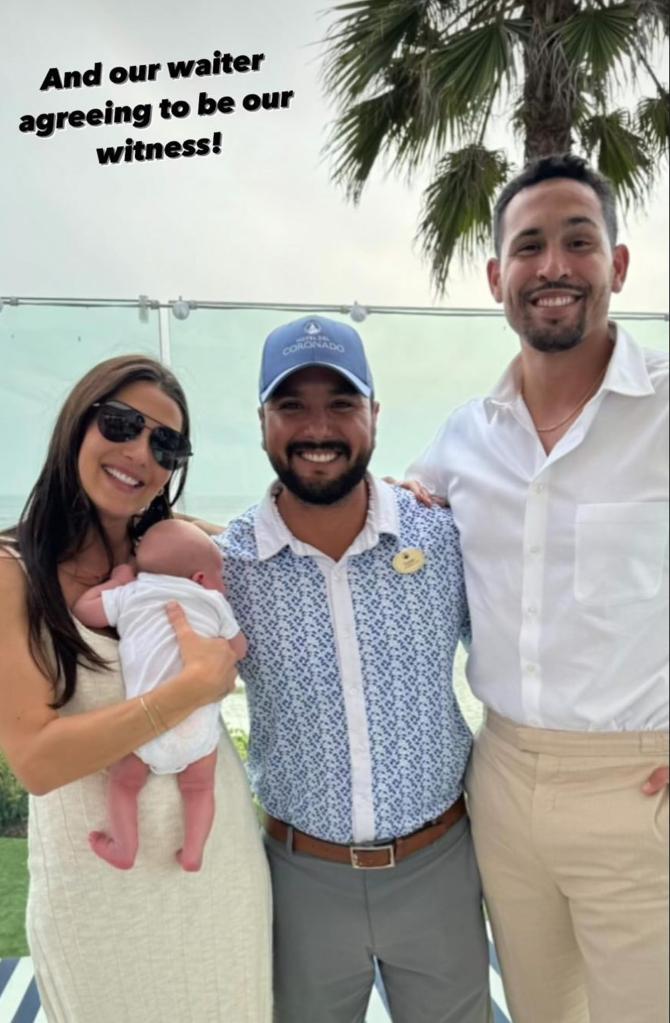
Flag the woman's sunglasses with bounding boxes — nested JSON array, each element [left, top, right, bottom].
[[92, 400, 192, 471]]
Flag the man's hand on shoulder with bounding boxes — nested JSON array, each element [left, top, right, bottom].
[[383, 477, 449, 509]]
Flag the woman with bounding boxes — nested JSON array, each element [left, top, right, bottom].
[[0, 355, 272, 1022]]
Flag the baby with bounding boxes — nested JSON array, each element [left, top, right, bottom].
[[73, 519, 246, 872]]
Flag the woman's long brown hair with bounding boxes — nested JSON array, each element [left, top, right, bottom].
[[7, 354, 191, 707]]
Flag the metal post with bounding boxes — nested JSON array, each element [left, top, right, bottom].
[[158, 306, 172, 366]]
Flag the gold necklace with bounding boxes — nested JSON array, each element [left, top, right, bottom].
[[533, 369, 607, 434]]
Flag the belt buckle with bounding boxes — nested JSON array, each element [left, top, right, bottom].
[[350, 843, 396, 870]]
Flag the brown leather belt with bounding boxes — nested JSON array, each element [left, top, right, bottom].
[[263, 795, 466, 870]]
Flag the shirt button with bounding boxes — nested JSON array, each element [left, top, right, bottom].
[[529, 545, 542, 555], [534, 483, 545, 494], [527, 606, 538, 616], [526, 664, 536, 674]]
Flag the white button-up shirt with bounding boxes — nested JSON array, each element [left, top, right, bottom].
[[408, 326, 669, 732], [255, 477, 395, 841]]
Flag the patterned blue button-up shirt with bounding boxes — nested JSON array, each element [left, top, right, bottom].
[[218, 477, 472, 844]]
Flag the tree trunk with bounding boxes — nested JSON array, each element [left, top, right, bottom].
[[521, 0, 580, 161]]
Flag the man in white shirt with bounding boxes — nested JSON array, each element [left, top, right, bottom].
[[408, 154, 669, 1023]]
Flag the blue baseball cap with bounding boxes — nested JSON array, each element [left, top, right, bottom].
[[259, 316, 374, 403]]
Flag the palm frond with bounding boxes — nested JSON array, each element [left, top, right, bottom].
[[430, 19, 520, 113], [579, 109, 653, 207], [437, 0, 520, 35], [418, 145, 510, 292], [326, 52, 448, 194], [630, 0, 669, 36], [636, 91, 670, 155], [323, 0, 436, 101], [558, 4, 639, 84], [389, 60, 463, 170], [327, 90, 404, 200]]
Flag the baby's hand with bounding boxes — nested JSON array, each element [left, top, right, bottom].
[[110, 564, 136, 584]]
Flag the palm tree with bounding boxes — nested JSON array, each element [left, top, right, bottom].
[[322, 0, 669, 292]]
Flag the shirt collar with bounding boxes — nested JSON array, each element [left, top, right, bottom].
[[254, 474, 400, 561], [484, 322, 655, 422]]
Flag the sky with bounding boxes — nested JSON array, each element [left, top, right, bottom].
[[1, 0, 668, 314]]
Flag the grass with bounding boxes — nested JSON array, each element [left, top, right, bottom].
[[0, 837, 29, 957]]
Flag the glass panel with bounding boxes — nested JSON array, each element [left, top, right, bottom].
[[168, 308, 281, 524], [616, 318, 669, 351], [1, 303, 666, 529], [0, 305, 161, 528], [169, 308, 668, 523], [171, 308, 525, 522]]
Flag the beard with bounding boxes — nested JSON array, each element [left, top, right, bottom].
[[520, 286, 589, 353], [269, 443, 373, 505], [524, 321, 585, 353]]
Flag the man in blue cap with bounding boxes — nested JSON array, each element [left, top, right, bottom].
[[216, 316, 492, 1022]]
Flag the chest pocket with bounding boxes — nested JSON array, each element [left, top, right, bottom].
[[574, 502, 669, 606]]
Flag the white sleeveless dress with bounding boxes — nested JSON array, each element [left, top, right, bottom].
[[26, 623, 273, 1022]]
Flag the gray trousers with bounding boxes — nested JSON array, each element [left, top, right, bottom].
[[264, 816, 492, 1023]]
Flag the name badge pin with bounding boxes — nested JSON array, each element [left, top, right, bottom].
[[392, 548, 426, 575]]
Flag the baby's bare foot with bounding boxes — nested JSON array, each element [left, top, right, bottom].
[[89, 830, 136, 870], [176, 847, 203, 872]]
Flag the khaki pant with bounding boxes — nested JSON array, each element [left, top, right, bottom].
[[467, 712, 669, 1023]]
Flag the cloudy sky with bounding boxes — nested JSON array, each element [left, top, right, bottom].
[[1, 0, 668, 313]]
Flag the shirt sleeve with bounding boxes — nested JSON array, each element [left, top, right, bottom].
[[405, 420, 452, 498], [443, 510, 471, 650], [215, 593, 243, 641], [101, 586, 123, 627]]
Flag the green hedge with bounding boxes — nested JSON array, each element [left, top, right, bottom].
[[229, 728, 249, 762], [0, 752, 28, 835]]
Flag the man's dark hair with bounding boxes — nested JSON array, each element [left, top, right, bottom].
[[493, 153, 618, 257]]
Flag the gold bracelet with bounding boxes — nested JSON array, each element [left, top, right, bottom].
[[140, 696, 162, 738], [150, 700, 169, 733]]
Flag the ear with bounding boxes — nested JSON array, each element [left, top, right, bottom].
[[371, 399, 380, 426], [611, 244, 629, 294], [192, 570, 206, 587], [487, 258, 503, 303]]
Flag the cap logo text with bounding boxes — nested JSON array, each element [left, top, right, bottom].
[[283, 339, 346, 356]]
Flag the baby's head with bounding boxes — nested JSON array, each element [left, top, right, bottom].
[[135, 519, 224, 592]]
